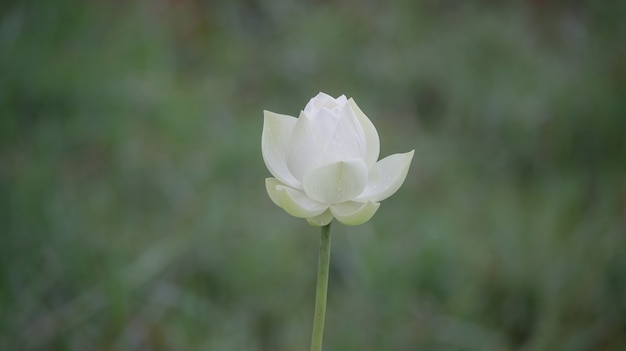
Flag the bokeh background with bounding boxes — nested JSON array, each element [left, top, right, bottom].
[[2, 0, 625, 350]]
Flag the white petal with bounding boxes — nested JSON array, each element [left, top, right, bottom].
[[320, 103, 367, 165], [262, 111, 301, 188], [285, 111, 327, 180], [266, 178, 328, 218], [302, 159, 368, 204], [306, 210, 334, 226], [330, 201, 380, 226], [355, 150, 415, 203], [348, 98, 380, 169], [335, 94, 348, 105], [304, 92, 347, 115]]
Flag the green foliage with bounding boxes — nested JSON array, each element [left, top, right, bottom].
[[1, 0, 625, 350]]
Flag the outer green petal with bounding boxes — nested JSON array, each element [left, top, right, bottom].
[[262, 111, 301, 188], [303, 158, 368, 204], [348, 98, 380, 169], [266, 178, 328, 218], [330, 201, 380, 226], [306, 210, 334, 226], [355, 150, 414, 203]]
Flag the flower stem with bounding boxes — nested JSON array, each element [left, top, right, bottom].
[[310, 223, 332, 351]]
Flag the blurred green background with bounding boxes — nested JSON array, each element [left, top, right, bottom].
[[2, 0, 625, 350]]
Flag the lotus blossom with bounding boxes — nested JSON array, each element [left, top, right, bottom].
[[262, 92, 414, 226]]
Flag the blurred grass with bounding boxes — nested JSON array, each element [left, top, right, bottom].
[[1, 0, 625, 350]]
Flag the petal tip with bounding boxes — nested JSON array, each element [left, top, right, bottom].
[[355, 150, 415, 203]]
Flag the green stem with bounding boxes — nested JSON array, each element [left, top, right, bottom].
[[310, 223, 332, 351]]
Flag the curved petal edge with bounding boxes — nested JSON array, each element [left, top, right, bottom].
[[348, 98, 380, 169], [306, 210, 334, 227], [330, 201, 380, 226], [266, 178, 328, 218], [262, 111, 301, 188], [356, 150, 415, 203]]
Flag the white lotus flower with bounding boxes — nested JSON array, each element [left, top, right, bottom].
[[262, 92, 414, 226]]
